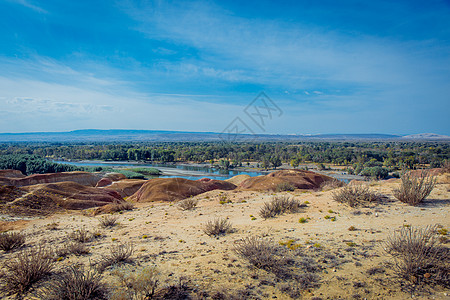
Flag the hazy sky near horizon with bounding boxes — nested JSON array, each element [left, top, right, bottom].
[[1, 0, 449, 135]]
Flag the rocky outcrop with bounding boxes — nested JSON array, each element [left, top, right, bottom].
[[238, 169, 334, 191], [130, 178, 236, 202], [104, 179, 147, 198], [0, 171, 103, 187]]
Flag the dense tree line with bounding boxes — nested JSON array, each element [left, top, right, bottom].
[[0, 142, 448, 175], [0, 154, 82, 175]]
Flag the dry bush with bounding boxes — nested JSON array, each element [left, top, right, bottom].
[[0, 231, 26, 252], [111, 201, 134, 212], [203, 218, 233, 237], [69, 227, 94, 243], [58, 242, 90, 257], [332, 185, 382, 208], [41, 265, 108, 300], [275, 181, 296, 192], [178, 198, 198, 211], [385, 225, 449, 288], [99, 215, 119, 228], [393, 171, 436, 206], [110, 266, 159, 300], [152, 278, 192, 300], [97, 242, 134, 272], [233, 236, 320, 285], [320, 178, 346, 191], [1, 245, 54, 296], [259, 195, 304, 219]]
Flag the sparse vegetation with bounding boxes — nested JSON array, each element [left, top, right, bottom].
[[259, 195, 304, 219], [393, 171, 436, 206], [1, 245, 54, 296], [42, 265, 108, 300], [57, 242, 90, 257], [99, 215, 119, 228], [385, 225, 449, 288], [70, 228, 93, 243], [203, 218, 233, 237], [0, 231, 26, 252], [320, 178, 345, 190], [332, 185, 382, 207], [178, 198, 198, 210], [110, 266, 159, 300], [97, 242, 134, 272], [275, 181, 296, 192]]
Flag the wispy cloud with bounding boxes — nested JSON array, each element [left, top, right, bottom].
[[7, 0, 47, 13]]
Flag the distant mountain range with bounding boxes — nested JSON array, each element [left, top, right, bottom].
[[0, 129, 448, 142]]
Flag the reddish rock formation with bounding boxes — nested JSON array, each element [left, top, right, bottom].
[[14, 182, 124, 210], [0, 171, 102, 187], [130, 178, 236, 202], [96, 177, 113, 187], [238, 169, 334, 191], [104, 179, 147, 198], [103, 172, 127, 181]]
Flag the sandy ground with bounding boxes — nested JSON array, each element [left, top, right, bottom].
[[0, 176, 449, 299]]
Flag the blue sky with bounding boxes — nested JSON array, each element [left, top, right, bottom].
[[1, 0, 449, 135]]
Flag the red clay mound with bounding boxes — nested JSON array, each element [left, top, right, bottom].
[[104, 179, 147, 198], [238, 169, 334, 191], [130, 178, 236, 202], [0, 171, 102, 187], [96, 177, 113, 187], [10, 182, 125, 211], [103, 172, 127, 181], [0, 169, 25, 178]]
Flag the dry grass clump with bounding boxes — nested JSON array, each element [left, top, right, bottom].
[[320, 178, 346, 191], [99, 215, 119, 228], [275, 181, 296, 192], [57, 242, 90, 257], [385, 225, 449, 288], [332, 185, 382, 208], [69, 228, 93, 243], [393, 171, 436, 206], [203, 218, 233, 237], [233, 236, 320, 286], [0, 245, 54, 296], [110, 266, 159, 300], [0, 231, 26, 252], [41, 265, 108, 300], [178, 198, 198, 211], [97, 242, 134, 272], [259, 195, 304, 219]]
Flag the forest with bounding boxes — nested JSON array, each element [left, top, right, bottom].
[[0, 141, 448, 179]]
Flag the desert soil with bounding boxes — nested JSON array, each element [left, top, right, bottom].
[[0, 175, 449, 299]]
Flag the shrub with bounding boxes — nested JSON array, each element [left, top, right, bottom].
[[360, 166, 389, 179], [332, 185, 382, 208], [178, 198, 198, 211], [203, 218, 233, 237], [385, 225, 449, 287], [58, 242, 90, 257], [110, 201, 135, 212], [275, 182, 296, 192], [69, 228, 93, 243], [110, 266, 159, 300], [0, 231, 26, 252], [393, 171, 436, 206], [97, 242, 134, 272], [1, 245, 54, 295], [42, 265, 108, 300], [99, 215, 119, 228], [233, 236, 320, 284], [259, 195, 304, 219], [233, 237, 282, 273], [320, 178, 345, 191]]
